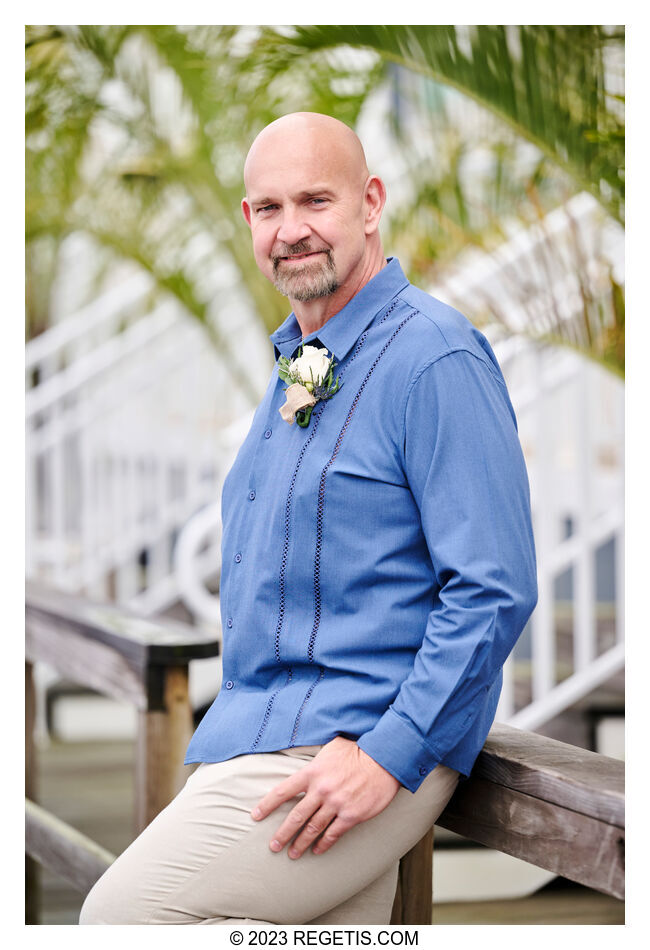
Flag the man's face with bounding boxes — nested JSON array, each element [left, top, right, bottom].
[[242, 132, 369, 303]]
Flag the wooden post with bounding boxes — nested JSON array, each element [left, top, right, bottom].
[[26, 581, 220, 840], [134, 665, 194, 835], [390, 827, 434, 924], [25, 661, 40, 924]]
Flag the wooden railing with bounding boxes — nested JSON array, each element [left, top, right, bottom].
[[434, 722, 624, 900], [25, 581, 219, 922], [25, 584, 624, 924]]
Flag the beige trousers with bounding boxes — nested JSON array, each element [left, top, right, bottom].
[[79, 745, 459, 925]]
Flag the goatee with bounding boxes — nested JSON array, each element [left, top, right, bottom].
[[271, 242, 339, 301]]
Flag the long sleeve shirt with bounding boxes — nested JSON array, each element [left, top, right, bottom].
[[184, 258, 538, 792]]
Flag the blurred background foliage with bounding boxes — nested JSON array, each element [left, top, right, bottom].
[[26, 24, 624, 382]]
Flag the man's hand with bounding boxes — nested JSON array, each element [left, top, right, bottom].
[[250, 736, 400, 859]]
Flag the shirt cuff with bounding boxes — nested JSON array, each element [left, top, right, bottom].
[[356, 707, 441, 793]]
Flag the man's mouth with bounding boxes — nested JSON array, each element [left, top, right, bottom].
[[280, 251, 324, 262]]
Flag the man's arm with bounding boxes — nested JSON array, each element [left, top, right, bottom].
[[357, 349, 538, 789], [253, 348, 537, 854]]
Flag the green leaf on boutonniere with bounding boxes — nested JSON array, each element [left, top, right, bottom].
[[296, 405, 314, 427], [277, 355, 293, 385]]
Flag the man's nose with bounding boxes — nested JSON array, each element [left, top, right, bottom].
[[276, 209, 311, 246]]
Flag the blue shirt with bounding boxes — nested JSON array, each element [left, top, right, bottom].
[[185, 258, 537, 792]]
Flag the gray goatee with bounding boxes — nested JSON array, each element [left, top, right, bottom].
[[271, 242, 339, 301]]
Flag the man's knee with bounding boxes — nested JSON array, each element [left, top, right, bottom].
[[78, 878, 109, 924], [79, 869, 148, 924]]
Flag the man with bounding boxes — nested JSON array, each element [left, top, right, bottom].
[[80, 112, 537, 925]]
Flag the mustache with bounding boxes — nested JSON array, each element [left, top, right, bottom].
[[271, 241, 331, 266]]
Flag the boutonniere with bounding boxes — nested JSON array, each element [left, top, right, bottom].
[[277, 345, 341, 428]]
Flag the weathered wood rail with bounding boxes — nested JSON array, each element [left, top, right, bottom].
[[25, 583, 624, 924], [25, 580, 219, 923], [435, 723, 624, 901]]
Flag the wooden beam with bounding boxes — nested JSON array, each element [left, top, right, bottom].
[[400, 723, 625, 919], [25, 582, 221, 711], [25, 799, 115, 897], [26, 611, 148, 709], [438, 776, 624, 899], [26, 581, 219, 669], [472, 722, 624, 827], [436, 723, 625, 900]]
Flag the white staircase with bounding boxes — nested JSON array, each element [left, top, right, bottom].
[[427, 192, 625, 734], [25, 270, 262, 623]]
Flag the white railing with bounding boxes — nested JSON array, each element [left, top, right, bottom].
[[495, 339, 624, 727], [25, 278, 263, 613], [427, 192, 625, 728], [25, 271, 153, 378], [431, 191, 624, 335]]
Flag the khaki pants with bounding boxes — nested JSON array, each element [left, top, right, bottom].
[[79, 746, 459, 925]]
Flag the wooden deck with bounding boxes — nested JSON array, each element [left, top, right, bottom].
[[30, 737, 624, 925]]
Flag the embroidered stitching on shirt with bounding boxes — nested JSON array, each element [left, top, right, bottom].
[[253, 314, 382, 753], [309, 309, 416, 663], [266, 298, 407, 751], [249, 667, 293, 752], [274, 302, 398, 662], [275, 404, 326, 663], [289, 666, 325, 746]]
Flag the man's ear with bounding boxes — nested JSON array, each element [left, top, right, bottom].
[[363, 176, 386, 235], [241, 197, 252, 228]]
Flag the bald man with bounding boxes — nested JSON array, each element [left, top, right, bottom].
[[80, 113, 537, 925]]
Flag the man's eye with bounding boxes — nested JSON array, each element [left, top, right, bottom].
[[257, 205, 277, 214]]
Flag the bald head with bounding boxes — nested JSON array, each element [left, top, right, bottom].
[[244, 112, 369, 194]]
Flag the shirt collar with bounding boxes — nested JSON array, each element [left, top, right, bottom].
[[270, 258, 410, 362]]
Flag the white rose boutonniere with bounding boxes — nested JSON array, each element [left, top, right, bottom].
[[277, 345, 341, 427]]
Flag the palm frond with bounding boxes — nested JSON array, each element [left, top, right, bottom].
[[26, 25, 624, 378], [258, 25, 624, 223]]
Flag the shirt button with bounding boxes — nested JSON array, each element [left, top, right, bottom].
[[419, 766, 427, 777], [248, 490, 256, 501], [225, 680, 234, 690], [264, 428, 272, 439], [226, 618, 233, 628], [234, 553, 242, 563]]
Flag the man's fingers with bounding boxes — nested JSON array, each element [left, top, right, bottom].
[[267, 793, 322, 852], [250, 739, 400, 860], [311, 814, 357, 855], [286, 806, 338, 859], [251, 770, 307, 820]]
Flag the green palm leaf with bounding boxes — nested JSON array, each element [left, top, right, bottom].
[[26, 25, 624, 378], [257, 25, 624, 223]]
